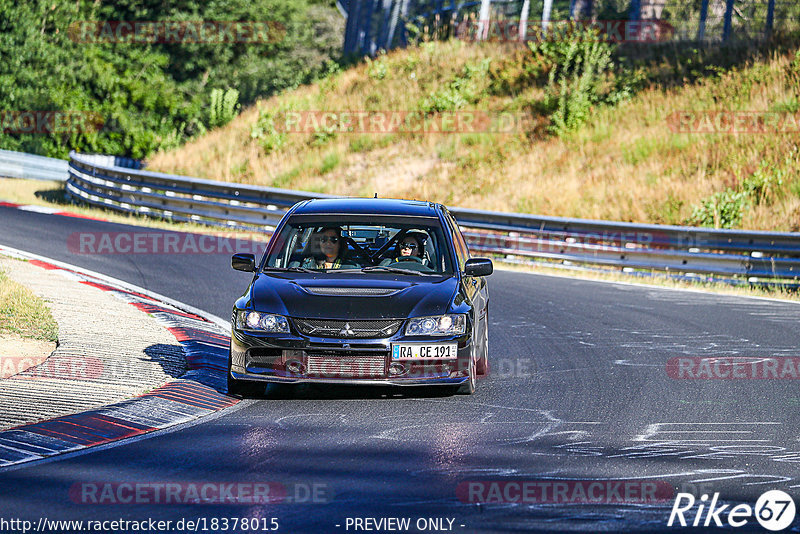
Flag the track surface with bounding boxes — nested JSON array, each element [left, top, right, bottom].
[[2, 205, 800, 532]]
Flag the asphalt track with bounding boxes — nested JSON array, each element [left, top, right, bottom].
[[1, 205, 800, 533]]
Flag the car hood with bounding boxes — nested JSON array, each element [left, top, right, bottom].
[[248, 274, 458, 320]]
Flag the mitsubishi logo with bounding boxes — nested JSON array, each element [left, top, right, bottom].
[[339, 323, 355, 337]]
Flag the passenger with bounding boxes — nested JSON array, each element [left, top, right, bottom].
[[300, 226, 353, 270]]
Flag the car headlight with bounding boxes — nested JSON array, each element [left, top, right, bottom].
[[405, 314, 466, 336], [236, 311, 290, 333]]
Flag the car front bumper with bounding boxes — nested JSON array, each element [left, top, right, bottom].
[[230, 327, 473, 387]]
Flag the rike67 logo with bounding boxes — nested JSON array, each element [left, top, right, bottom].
[[668, 490, 796, 531]]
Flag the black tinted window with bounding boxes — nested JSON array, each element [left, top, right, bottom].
[[264, 216, 455, 274]]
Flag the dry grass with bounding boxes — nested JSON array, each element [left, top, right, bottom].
[[148, 39, 800, 231], [0, 268, 58, 341], [149, 40, 504, 197]]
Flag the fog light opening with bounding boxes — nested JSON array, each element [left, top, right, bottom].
[[389, 362, 406, 376], [286, 360, 305, 374]]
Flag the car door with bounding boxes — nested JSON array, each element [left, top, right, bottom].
[[444, 210, 488, 343]]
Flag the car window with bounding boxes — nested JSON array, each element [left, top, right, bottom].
[[445, 211, 470, 270], [263, 216, 455, 274]]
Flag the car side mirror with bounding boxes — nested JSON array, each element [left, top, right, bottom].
[[464, 258, 493, 277], [231, 253, 256, 272]]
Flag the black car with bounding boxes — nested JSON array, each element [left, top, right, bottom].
[[228, 198, 492, 396]]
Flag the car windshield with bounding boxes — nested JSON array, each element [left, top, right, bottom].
[[262, 216, 454, 274]]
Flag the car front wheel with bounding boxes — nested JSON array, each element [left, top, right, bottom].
[[476, 317, 488, 375], [456, 354, 476, 395]]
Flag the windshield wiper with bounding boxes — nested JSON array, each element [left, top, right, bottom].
[[360, 265, 424, 276], [262, 266, 316, 274]]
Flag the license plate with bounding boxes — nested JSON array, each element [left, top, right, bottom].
[[391, 343, 457, 360]]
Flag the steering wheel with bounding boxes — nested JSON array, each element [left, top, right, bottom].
[[393, 256, 423, 264]]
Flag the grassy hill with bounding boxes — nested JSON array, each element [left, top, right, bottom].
[[148, 36, 800, 231]]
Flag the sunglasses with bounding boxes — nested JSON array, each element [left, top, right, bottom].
[[319, 236, 339, 244], [400, 243, 418, 250]]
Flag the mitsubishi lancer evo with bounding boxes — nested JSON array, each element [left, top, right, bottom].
[[228, 198, 492, 396]]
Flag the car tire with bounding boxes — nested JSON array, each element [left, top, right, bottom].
[[476, 317, 488, 376], [456, 354, 478, 395]]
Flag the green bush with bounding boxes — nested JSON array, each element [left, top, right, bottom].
[[488, 49, 549, 96], [208, 88, 241, 129], [0, 0, 343, 159], [742, 161, 785, 206], [310, 126, 337, 146], [250, 109, 287, 154], [689, 189, 748, 229], [366, 55, 389, 80], [484, 24, 643, 137], [349, 136, 376, 152], [689, 154, 795, 228], [419, 59, 491, 113], [533, 27, 615, 136], [319, 151, 340, 174]]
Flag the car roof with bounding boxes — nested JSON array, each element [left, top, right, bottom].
[[290, 198, 444, 218]]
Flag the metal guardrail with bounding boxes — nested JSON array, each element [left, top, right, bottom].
[[66, 151, 800, 287], [0, 149, 69, 182]]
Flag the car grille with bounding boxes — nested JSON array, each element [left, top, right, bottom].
[[303, 287, 398, 296], [247, 348, 282, 365], [306, 353, 386, 378], [294, 319, 402, 338]]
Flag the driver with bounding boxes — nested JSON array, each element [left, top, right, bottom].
[[382, 232, 426, 265]]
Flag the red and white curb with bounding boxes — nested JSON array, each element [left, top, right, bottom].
[[0, 245, 238, 469]]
